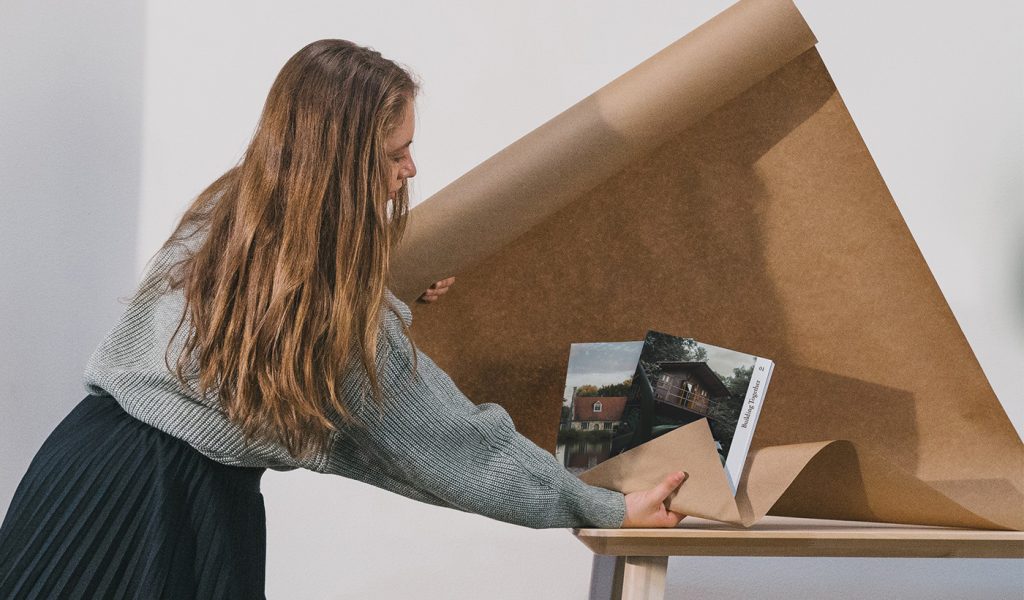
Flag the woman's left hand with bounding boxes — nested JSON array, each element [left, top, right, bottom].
[[417, 277, 456, 303]]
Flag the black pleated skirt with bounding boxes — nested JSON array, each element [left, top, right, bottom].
[[0, 394, 268, 599]]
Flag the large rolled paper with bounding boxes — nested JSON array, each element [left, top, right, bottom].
[[392, 0, 1024, 530], [390, 0, 817, 301]]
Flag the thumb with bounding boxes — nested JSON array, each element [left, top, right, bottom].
[[652, 471, 688, 503]]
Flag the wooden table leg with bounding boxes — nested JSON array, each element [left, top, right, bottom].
[[620, 556, 668, 600]]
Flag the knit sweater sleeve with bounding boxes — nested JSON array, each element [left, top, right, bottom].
[[83, 233, 625, 527], [323, 295, 627, 530]]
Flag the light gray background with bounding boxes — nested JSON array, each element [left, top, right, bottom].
[[2, 1, 1021, 598]]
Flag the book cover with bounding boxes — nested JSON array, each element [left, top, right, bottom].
[[558, 331, 773, 494]]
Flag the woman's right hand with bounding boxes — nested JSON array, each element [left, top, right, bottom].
[[621, 471, 688, 528]]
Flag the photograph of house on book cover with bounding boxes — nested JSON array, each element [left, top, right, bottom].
[[557, 342, 643, 475], [393, 0, 1024, 529], [557, 334, 773, 495]]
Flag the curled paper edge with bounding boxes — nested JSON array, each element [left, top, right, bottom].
[[578, 420, 1019, 531]]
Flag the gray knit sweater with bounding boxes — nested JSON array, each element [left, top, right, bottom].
[[83, 236, 626, 529]]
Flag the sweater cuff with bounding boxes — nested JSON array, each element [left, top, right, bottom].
[[562, 473, 627, 528], [506, 431, 626, 528]]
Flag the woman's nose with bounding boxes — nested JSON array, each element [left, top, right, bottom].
[[401, 158, 417, 180]]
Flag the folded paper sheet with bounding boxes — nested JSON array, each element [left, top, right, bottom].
[[392, 0, 1024, 530]]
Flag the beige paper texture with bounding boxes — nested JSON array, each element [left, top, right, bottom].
[[392, 0, 1024, 530]]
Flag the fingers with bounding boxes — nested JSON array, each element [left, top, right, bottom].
[[621, 472, 689, 528], [417, 277, 456, 303], [431, 276, 456, 289], [652, 471, 688, 502]]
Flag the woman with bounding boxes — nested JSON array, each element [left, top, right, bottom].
[[0, 39, 687, 598]]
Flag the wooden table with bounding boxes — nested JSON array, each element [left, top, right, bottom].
[[572, 517, 1024, 600]]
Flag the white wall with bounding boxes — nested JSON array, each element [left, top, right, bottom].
[[3, 0, 1020, 598], [0, 0, 143, 516]]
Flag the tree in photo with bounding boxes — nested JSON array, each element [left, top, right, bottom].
[[637, 333, 709, 383], [576, 378, 633, 397]]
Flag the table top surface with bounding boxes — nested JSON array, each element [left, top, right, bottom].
[[572, 517, 1024, 558]]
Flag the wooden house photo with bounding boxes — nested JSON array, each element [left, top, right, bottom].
[[566, 395, 628, 432], [652, 361, 731, 419]]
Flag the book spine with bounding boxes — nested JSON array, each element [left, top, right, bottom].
[[724, 358, 774, 494]]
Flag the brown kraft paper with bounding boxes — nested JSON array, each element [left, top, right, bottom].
[[391, 0, 1024, 530]]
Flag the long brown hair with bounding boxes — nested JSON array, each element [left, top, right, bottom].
[[156, 39, 419, 459]]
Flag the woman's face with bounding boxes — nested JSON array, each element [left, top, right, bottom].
[[386, 103, 417, 201]]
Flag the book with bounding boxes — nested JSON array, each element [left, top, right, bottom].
[[557, 330, 774, 494]]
